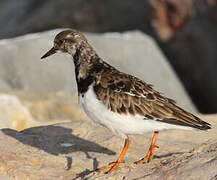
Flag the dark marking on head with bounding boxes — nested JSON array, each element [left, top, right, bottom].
[[91, 63, 104, 74], [73, 47, 81, 66]]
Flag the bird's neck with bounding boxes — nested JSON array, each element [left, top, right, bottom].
[[72, 43, 104, 95]]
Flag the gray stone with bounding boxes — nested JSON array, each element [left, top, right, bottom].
[[0, 30, 197, 112], [0, 0, 150, 39]]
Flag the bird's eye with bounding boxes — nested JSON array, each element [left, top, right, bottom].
[[59, 39, 64, 44]]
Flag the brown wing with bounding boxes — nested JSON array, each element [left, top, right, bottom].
[[93, 70, 211, 130]]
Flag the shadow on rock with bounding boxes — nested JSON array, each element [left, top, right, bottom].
[[2, 125, 115, 157]]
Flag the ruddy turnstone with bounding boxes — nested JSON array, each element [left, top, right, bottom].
[[41, 29, 211, 173]]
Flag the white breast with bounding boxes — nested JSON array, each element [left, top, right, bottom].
[[80, 85, 193, 138]]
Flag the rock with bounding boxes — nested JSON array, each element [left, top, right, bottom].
[[0, 30, 197, 113], [0, 79, 11, 91], [0, 93, 38, 130], [0, 0, 150, 39], [0, 0, 216, 114], [152, 0, 217, 113], [0, 114, 216, 179], [150, 0, 195, 40], [18, 92, 86, 123], [0, 91, 86, 130]]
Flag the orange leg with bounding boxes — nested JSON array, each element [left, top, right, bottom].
[[135, 131, 159, 164], [97, 138, 131, 174]]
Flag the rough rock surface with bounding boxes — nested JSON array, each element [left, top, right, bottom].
[[0, 30, 196, 113], [0, 114, 216, 180], [0, 93, 38, 130], [0, 92, 86, 130]]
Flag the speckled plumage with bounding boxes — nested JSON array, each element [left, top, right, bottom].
[[41, 29, 211, 172], [42, 29, 210, 131]]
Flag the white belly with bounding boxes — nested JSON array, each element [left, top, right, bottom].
[[80, 85, 192, 138]]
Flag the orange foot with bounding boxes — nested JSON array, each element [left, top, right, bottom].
[[97, 160, 124, 174], [134, 131, 159, 164], [134, 144, 159, 164], [97, 138, 131, 174]]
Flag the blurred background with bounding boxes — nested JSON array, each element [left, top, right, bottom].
[[0, 0, 216, 130], [1, 1, 217, 178]]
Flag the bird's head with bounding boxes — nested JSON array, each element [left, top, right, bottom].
[[41, 29, 88, 59]]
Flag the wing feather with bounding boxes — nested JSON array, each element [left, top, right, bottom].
[[93, 70, 211, 130]]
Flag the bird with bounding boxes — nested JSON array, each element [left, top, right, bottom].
[[41, 29, 211, 173]]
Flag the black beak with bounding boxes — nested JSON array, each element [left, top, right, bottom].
[[41, 47, 57, 60]]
